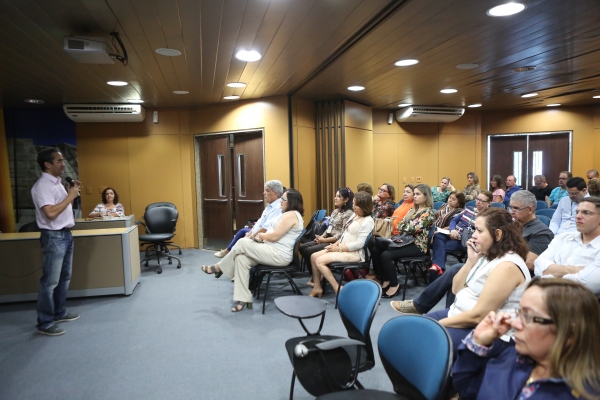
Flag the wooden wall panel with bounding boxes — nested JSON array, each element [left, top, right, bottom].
[[373, 133, 400, 197], [296, 126, 316, 222], [345, 126, 373, 191], [345, 101, 372, 131]]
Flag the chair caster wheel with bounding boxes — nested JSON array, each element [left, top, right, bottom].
[[178, 251, 182, 255], [157, 269, 162, 274], [177, 264, 181, 269], [168, 260, 172, 265]]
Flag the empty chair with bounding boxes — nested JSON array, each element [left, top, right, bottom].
[[136, 206, 181, 274], [536, 200, 548, 210], [537, 215, 551, 227], [317, 315, 452, 400], [143, 202, 182, 255], [19, 221, 40, 232], [491, 202, 505, 208], [465, 200, 476, 208], [285, 280, 381, 399], [535, 209, 555, 219]]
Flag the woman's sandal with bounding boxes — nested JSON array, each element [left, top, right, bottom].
[[201, 265, 222, 278], [308, 289, 323, 298], [231, 302, 252, 312]]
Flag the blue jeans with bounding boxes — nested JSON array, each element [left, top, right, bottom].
[[413, 263, 463, 313], [430, 233, 465, 270], [227, 228, 250, 251], [37, 230, 74, 330]]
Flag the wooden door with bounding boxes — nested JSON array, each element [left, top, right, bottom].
[[233, 133, 265, 229], [489, 136, 527, 188], [528, 133, 570, 189], [199, 135, 232, 242]]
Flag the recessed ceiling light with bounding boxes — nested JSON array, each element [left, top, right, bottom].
[[235, 50, 261, 62], [440, 89, 457, 94], [547, 104, 561, 107], [487, 2, 526, 17], [521, 92, 538, 98], [394, 59, 419, 66], [457, 63, 479, 70], [227, 82, 247, 88], [24, 99, 44, 104], [155, 48, 182, 57], [127, 99, 144, 103], [107, 81, 128, 86], [513, 66, 536, 72], [348, 86, 365, 91], [224, 95, 240, 100], [398, 103, 412, 107], [593, 95, 600, 99], [468, 104, 482, 108], [173, 90, 189, 94]]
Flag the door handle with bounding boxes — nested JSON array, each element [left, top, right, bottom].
[[237, 200, 263, 203], [204, 198, 228, 203]]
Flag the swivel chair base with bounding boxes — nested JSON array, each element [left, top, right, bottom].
[[141, 243, 182, 274]]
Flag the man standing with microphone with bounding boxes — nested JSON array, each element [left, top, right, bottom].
[[32, 148, 81, 336]]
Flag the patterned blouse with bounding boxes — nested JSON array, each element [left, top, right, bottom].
[[90, 203, 125, 218], [431, 186, 451, 203], [396, 207, 435, 253], [463, 184, 481, 201], [434, 204, 463, 229], [373, 199, 395, 219], [325, 208, 354, 240]]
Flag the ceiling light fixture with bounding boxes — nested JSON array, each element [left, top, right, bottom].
[[394, 59, 419, 66], [521, 92, 538, 98], [224, 95, 240, 100], [487, 2, 526, 17], [440, 89, 457, 94], [127, 99, 144, 103], [347, 86, 365, 91], [398, 103, 412, 107], [107, 81, 128, 86], [173, 90, 189, 94], [227, 82, 247, 88], [468, 104, 482, 108], [24, 99, 44, 104], [593, 95, 600, 99], [235, 50, 261, 62], [457, 63, 479, 69], [547, 104, 560, 107], [156, 48, 182, 56]]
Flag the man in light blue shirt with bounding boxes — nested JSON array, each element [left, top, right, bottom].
[[549, 177, 588, 235], [547, 171, 571, 207]]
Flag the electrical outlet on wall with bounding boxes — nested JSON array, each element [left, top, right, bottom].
[[416, 176, 422, 182], [403, 177, 407, 183]]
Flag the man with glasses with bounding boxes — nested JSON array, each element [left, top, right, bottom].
[[392, 190, 553, 315], [529, 174, 553, 203], [31, 148, 81, 336], [547, 171, 572, 207], [504, 175, 521, 202], [535, 197, 600, 295], [549, 177, 588, 235]]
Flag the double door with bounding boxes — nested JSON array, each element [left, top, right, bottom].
[[488, 132, 571, 190], [199, 132, 264, 248]]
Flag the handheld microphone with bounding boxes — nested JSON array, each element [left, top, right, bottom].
[[66, 177, 74, 187]]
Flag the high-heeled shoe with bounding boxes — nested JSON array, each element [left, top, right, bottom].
[[382, 285, 400, 298], [308, 289, 323, 298], [201, 265, 223, 278], [231, 301, 252, 312]]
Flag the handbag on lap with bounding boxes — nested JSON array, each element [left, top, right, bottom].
[[387, 233, 416, 249], [373, 218, 393, 238]]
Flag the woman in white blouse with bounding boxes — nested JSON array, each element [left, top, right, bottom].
[[89, 187, 125, 218]]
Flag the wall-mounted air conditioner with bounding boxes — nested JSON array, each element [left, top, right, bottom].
[[63, 104, 146, 122], [396, 106, 465, 123]]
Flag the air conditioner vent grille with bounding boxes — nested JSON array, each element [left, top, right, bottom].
[[67, 39, 85, 50], [410, 107, 465, 116], [64, 105, 138, 114], [63, 104, 146, 122]]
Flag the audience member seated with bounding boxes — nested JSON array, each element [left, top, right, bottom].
[[89, 187, 125, 218], [587, 169, 599, 180], [529, 174, 553, 202], [453, 278, 600, 400], [201, 189, 304, 312], [547, 171, 571, 207], [372, 183, 395, 218], [504, 175, 521, 202], [463, 172, 481, 201], [422, 208, 530, 356], [489, 174, 506, 203], [549, 177, 589, 235], [392, 190, 554, 316], [392, 184, 415, 222], [588, 178, 600, 197], [356, 182, 374, 197], [431, 177, 453, 203], [427, 191, 492, 277], [370, 184, 435, 298], [535, 197, 600, 295], [300, 188, 354, 287], [214, 180, 283, 258], [307, 191, 374, 297]]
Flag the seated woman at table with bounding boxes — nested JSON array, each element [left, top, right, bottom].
[[372, 183, 395, 218], [463, 172, 481, 201], [453, 278, 600, 400], [371, 184, 435, 298], [431, 177, 454, 203], [490, 174, 506, 203], [307, 191, 374, 297], [201, 189, 304, 312], [425, 207, 530, 356], [300, 187, 354, 287], [89, 187, 125, 218], [428, 190, 493, 277]]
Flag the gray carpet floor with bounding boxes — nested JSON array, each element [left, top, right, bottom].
[[0, 249, 449, 400]]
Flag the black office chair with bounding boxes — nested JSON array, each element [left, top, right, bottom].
[[136, 206, 181, 274], [394, 225, 437, 300], [19, 221, 41, 232], [252, 230, 305, 314], [142, 202, 182, 255]]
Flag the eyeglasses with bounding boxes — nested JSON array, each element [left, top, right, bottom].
[[281, 197, 288, 202], [568, 191, 582, 197], [53, 159, 66, 165], [475, 198, 490, 203], [378, 188, 388, 193], [515, 308, 553, 326], [507, 205, 529, 213]]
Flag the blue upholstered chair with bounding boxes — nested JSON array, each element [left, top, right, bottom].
[[537, 215, 551, 227], [550, 202, 559, 209], [535, 209, 555, 219], [315, 209, 327, 221], [317, 315, 452, 400], [491, 202, 505, 208], [433, 201, 445, 210], [536, 200, 548, 210], [285, 280, 382, 399], [465, 200, 476, 208]]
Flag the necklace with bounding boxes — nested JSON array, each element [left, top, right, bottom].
[[463, 257, 489, 287]]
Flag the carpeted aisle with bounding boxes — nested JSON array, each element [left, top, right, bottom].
[[0, 249, 445, 400]]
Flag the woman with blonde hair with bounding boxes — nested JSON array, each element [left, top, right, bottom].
[[454, 278, 600, 400], [463, 172, 481, 201]]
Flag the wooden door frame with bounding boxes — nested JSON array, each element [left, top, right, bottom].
[[486, 130, 572, 189], [193, 129, 265, 249]]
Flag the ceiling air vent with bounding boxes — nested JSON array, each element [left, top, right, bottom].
[[63, 104, 146, 122], [396, 106, 465, 123]]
